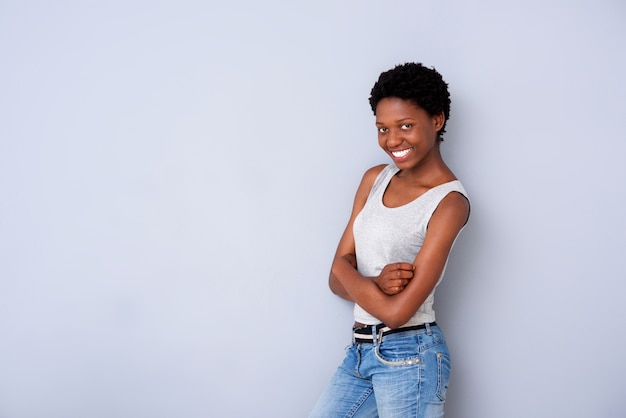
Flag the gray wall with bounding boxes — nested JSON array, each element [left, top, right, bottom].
[[1, 1, 625, 417]]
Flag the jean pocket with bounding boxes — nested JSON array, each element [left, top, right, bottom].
[[373, 335, 421, 366]]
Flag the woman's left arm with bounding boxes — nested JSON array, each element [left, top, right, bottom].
[[333, 192, 470, 329]]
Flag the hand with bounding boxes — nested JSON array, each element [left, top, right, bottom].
[[373, 262, 414, 295]]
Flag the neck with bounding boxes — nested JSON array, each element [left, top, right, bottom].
[[397, 146, 451, 183]]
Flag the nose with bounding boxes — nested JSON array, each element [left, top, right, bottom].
[[386, 128, 403, 147]]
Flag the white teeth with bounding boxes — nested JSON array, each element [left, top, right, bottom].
[[391, 149, 410, 158]]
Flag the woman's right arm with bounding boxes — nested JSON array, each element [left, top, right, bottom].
[[328, 166, 380, 300], [329, 165, 413, 300], [329, 253, 357, 301]]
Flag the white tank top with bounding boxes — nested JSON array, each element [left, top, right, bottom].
[[352, 164, 468, 325]]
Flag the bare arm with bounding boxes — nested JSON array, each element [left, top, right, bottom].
[[332, 190, 470, 328], [329, 165, 416, 301]]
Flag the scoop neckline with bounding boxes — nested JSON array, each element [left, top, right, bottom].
[[380, 167, 458, 209]]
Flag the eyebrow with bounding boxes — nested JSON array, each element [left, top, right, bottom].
[[375, 117, 415, 125]]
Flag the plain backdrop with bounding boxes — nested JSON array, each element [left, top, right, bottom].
[[1, 1, 625, 417]]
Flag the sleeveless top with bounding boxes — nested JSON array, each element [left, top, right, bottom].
[[352, 164, 468, 325]]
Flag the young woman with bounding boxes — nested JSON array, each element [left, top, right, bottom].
[[310, 63, 470, 418]]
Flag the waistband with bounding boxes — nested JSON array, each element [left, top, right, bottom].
[[352, 322, 437, 344]]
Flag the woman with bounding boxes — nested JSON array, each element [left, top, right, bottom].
[[310, 63, 470, 418]]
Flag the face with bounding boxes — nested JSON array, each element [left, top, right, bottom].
[[375, 97, 444, 170]]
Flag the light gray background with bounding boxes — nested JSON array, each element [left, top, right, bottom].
[[1, 1, 625, 417]]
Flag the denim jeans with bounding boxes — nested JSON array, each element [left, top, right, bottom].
[[309, 323, 450, 418]]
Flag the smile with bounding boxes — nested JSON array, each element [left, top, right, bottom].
[[391, 149, 411, 158]]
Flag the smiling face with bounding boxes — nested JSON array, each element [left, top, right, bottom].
[[375, 97, 445, 171]]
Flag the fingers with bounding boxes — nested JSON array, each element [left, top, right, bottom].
[[377, 262, 415, 295], [382, 262, 412, 273], [395, 279, 409, 288], [392, 269, 413, 280], [384, 263, 414, 277], [395, 262, 414, 271], [389, 284, 405, 295], [386, 279, 409, 294]]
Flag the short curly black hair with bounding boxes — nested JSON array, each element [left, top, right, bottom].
[[369, 63, 451, 138]]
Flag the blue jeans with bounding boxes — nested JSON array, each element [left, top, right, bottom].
[[310, 323, 450, 418]]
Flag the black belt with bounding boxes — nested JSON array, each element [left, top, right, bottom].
[[353, 322, 437, 344]]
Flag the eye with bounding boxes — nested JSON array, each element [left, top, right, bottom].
[[378, 127, 388, 134], [400, 123, 412, 130]]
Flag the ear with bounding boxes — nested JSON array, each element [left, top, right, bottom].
[[433, 112, 445, 132]]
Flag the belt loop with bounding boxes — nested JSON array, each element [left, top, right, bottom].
[[425, 322, 433, 336], [375, 324, 383, 345]]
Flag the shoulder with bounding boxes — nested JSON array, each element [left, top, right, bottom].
[[352, 164, 389, 206], [361, 164, 388, 184], [356, 164, 389, 195], [432, 189, 471, 227]]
